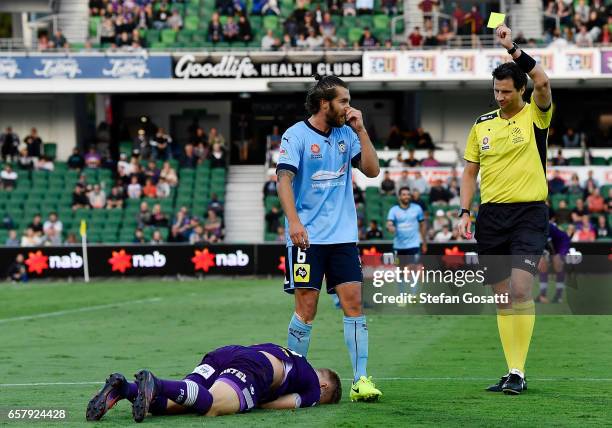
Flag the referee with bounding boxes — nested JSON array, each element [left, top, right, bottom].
[[458, 24, 552, 395]]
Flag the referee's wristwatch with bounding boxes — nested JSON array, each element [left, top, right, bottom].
[[507, 42, 519, 55], [458, 208, 470, 218]]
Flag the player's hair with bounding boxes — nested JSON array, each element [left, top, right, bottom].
[[319, 368, 342, 404], [492, 62, 527, 91], [398, 186, 411, 194], [305, 74, 348, 115]]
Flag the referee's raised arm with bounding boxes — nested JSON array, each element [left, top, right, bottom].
[[496, 24, 552, 110]]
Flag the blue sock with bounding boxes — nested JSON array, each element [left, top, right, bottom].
[[287, 313, 312, 357], [343, 315, 369, 382]]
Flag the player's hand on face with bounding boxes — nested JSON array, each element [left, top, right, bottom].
[[496, 24, 513, 50], [458, 214, 472, 240], [290, 222, 309, 249], [345, 107, 365, 133]]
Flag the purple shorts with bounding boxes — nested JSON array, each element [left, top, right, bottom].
[[183, 345, 274, 412]]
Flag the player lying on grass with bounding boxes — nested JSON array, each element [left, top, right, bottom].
[[86, 343, 341, 422]]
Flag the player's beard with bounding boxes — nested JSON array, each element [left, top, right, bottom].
[[325, 104, 346, 128]]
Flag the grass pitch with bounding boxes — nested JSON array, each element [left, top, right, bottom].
[[1, 278, 611, 427]]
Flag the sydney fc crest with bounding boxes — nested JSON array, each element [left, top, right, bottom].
[[338, 141, 347, 153]]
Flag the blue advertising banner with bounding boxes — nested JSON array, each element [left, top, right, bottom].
[[0, 55, 172, 79]]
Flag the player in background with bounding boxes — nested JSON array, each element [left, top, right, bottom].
[[86, 343, 341, 422], [537, 221, 571, 303], [276, 74, 382, 402], [458, 23, 553, 395], [386, 186, 427, 296]]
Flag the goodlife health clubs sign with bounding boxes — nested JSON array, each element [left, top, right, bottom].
[[172, 53, 363, 79]]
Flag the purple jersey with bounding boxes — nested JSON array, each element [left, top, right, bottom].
[[548, 222, 570, 256], [249, 343, 321, 408]]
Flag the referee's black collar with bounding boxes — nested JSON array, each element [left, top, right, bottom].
[[304, 119, 332, 138]]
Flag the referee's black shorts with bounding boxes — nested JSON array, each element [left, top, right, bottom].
[[475, 201, 549, 284]]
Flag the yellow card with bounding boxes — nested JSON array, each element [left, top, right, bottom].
[[487, 12, 505, 29]]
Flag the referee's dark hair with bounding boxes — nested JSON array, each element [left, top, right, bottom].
[[492, 62, 528, 91], [305, 74, 348, 115]]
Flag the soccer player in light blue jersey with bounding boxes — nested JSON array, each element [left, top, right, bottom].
[[387, 186, 428, 261], [276, 74, 382, 402]]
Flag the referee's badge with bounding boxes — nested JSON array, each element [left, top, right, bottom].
[[338, 141, 347, 153], [481, 137, 490, 151]]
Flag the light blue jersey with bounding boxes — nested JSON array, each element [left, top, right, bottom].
[[276, 120, 362, 246], [387, 204, 424, 250]]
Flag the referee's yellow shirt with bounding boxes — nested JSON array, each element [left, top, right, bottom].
[[464, 94, 553, 203]]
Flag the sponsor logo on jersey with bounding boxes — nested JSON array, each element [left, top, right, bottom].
[[481, 137, 490, 151], [311, 164, 347, 181], [311, 144, 320, 154], [511, 127, 525, 144]]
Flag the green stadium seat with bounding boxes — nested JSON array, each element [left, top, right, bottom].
[[146, 30, 161, 45], [568, 157, 584, 166], [343, 16, 357, 28], [348, 27, 363, 44], [161, 29, 178, 44], [89, 16, 101, 37], [591, 157, 607, 166], [263, 15, 279, 31], [43, 143, 57, 160]]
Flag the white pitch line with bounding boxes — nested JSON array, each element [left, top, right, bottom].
[[3, 377, 612, 388], [0, 297, 162, 324]]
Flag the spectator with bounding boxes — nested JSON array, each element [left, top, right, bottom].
[[551, 149, 568, 166], [151, 127, 172, 161], [366, 220, 383, 239], [167, 9, 183, 31], [408, 27, 424, 48], [409, 171, 429, 194], [553, 199, 572, 224], [263, 175, 277, 198], [586, 187, 605, 213], [356, 0, 374, 15], [137, 202, 151, 228], [565, 223, 576, 240], [571, 198, 589, 223], [411, 189, 427, 211], [396, 170, 410, 191], [595, 215, 609, 239], [561, 128, 579, 149], [156, 177, 171, 198], [548, 170, 566, 194], [423, 29, 438, 47], [262, 0, 281, 15], [150, 204, 169, 227], [72, 185, 90, 209], [429, 179, 451, 205], [223, 16, 240, 41], [21, 227, 42, 247], [463, 5, 483, 35], [150, 229, 164, 244], [573, 216, 595, 242], [24, 127, 43, 158], [380, 171, 395, 195], [208, 127, 225, 147], [261, 29, 278, 50], [100, 17, 116, 45], [567, 173, 583, 195], [17, 148, 34, 170], [50, 29, 68, 48], [238, 14, 253, 42], [575, 0, 590, 23], [416, 128, 435, 150], [584, 170, 598, 190], [43, 212, 63, 238], [575, 24, 593, 47], [433, 225, 453, 242], [152, 2, 170, 29], [5, 230, 19, 246], [106, 185, 125, 209], [84, 147, 102, 168], [159, 161, 178, 187], [343, 0, 357, 16], [388, 152, 404, 167], [142, 178, 157, 198], [36, 156, 54, 172], [209, 143, 226, 168], [1, 126, 19, 162], [320, 12, 336, 40], [403, 149, 419, 167], [513, 31, 528, 45], [67, 147, 85, 169], [382, 0, 398, 16], [266, 206, 282, 233], [28, 214, 44, 237], [88, 184, 106, 209], [189, 225, 207, 244], [208, 12, 224, 42], [144, 160, 160, 184], [127, 175, 143, 199], [306, 28, 324, 49], [436, 21, 455, 46], [204, 209, 223, 242], [172, 206, 192, 241], [353, 182, 365, 206], [431, 209, 450, 235], [447, 177, 460, 206], [421, 149, 440, 167], [359, 27, 378, 48], [180, 143, 199, 168], [418, 0, 438, 17], [386, 125, 403, 149], [43, 227, 62, 246], [133, 228, 146, 244], [7, 254, 27, 282], [276, 225, 286, 243], [208, 193, 224, 217], [0, 165, 17, 190]]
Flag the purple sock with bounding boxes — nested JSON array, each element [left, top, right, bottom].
[[158, 379, 213, 415], [556, 271, 565, 284], [149, 394, 168, 415]]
